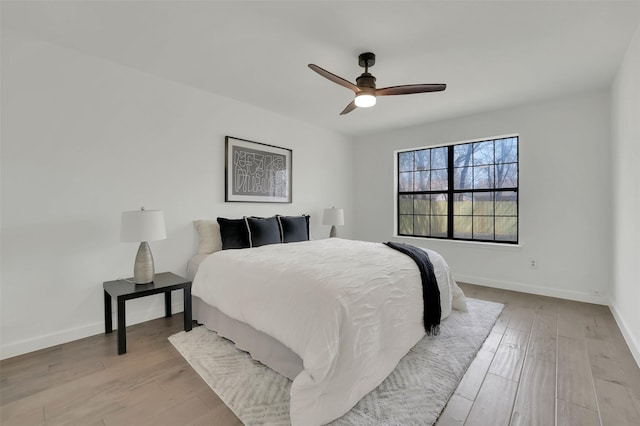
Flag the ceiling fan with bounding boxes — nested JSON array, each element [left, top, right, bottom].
[[308, 52, 446, 115]]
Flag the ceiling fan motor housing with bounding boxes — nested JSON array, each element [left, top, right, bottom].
[[356, 73, 376, 89]]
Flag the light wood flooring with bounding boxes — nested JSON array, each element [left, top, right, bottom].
[[1, 283, 639, 425]]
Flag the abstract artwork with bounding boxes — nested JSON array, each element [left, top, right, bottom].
[[225, 136, 292, 203]]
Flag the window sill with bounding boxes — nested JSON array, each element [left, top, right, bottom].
[[392, 234, 523, 251]]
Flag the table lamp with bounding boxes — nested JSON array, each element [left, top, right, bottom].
[[120, 207, 166, 284], [323, 207, 344, 238]]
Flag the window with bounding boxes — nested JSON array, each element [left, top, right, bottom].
[[397, 135, 518, 243]]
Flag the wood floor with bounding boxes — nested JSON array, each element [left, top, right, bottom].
[[1, 283, 639, 425]]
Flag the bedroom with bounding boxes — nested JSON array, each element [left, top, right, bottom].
[[1, 0, 639, 425]]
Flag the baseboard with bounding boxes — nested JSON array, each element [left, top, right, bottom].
[[0, 302, 185, 361], [608, 301, 640, 368], [454, 274, 609, 305]]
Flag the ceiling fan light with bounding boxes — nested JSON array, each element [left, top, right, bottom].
[[355, 93, 376, 108]]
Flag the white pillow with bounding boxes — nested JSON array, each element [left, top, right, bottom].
[[451, 280, 468, 312], [193, 220, 223, 254]]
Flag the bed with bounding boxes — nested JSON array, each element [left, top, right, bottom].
[[189, 219, 466, 426]]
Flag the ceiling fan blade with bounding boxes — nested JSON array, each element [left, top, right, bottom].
[[376, 84, 446, 96], [308, 64, 360, 93], [340, 100, 357, 115]]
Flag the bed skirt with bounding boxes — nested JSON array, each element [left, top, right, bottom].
[[193, 295, 303, 380]]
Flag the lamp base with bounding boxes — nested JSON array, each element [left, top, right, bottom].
[[133, 241, 155, 284], [329, 225, 338, 238]]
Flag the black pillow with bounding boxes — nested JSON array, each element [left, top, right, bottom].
[[217, 217, 250, 250], [245, 216, 282, 247], [277, 215, 310, 243]]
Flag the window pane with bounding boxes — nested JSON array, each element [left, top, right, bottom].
[[399, 215, 413, 234], [473, 216, 494, 240], [473, 141, 494, 165], [415, 149, 430, 171], [396, 136, 517, 244], [454, 166, 473, 189], [496, 137, 517, 163], [413, 194, 429, 215], [473, 165, 494, 189], [399, 151, 414, 172], [414, 215, 430, 236], [473, 193, 494, 215], [431, 169, 448, 190], [454, 192, 472, 215], [495, 216, 517, 242], [399, 195, 413, 215], [495, 163, 518, 188], [431, 147, 448, 169], [399, 172, 414, 192], [454, 216, 472, 239], [414, 171, 430, 191], [454, 143, 473, 168], [431, 216, 448, 237], [495, 191, 517, 216], [431, 194, 448, 215]]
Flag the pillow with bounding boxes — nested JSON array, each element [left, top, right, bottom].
[[277, 215, 310, 243], [193, 220, 223, 254], [217, 217, 251, 250], [451, 281, 468, 312], [245, 216, 282, 247]]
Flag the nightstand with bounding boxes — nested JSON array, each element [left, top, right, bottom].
[[103, 272, 192, 355]]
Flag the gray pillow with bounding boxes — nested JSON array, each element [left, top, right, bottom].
[[245, 216, 282, 247], [277, 215, 310, 243], [217, 217, 251, 250]]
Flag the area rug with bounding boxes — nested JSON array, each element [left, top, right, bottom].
[[169, 298, 503, 425]]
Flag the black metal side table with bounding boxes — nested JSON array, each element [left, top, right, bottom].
[[103, 272, 192, 355]]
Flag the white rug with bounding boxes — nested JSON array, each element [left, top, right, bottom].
[[169, 298, 503, 425]]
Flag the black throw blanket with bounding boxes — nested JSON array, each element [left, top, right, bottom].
[[384, 242, 441, 336]]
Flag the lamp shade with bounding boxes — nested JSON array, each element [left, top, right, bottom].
[[322, 207, 344, 226], [120, 209, 166, 242]]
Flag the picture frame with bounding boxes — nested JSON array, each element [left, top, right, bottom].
[[225, 136, 292, 203]]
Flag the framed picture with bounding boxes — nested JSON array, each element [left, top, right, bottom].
[[225, 136, 292, 203]]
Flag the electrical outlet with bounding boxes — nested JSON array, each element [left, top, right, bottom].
[[529, 260, 537, 269]]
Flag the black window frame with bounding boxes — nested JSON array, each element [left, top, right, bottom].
[[396, 135, 519, 244]]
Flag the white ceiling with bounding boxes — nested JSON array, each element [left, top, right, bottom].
[[2, 1, 639, 136]]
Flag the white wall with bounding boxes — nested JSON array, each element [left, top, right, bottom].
[[0, 29, 354, 359], [611, 25, 640, 365], [353, 90, 612, 305]]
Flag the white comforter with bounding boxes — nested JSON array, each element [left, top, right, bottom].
[[192, 238, 460, 425]]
